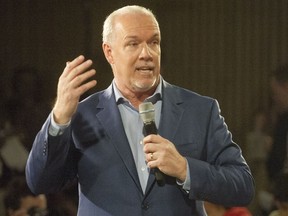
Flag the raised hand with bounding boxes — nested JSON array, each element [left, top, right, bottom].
[[53, 55, 97, 124]]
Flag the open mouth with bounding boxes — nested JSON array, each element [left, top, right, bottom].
[[136, 66, 154, 73]]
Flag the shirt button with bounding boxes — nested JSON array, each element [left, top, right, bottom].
[[141, 166, 146, 172], [140, 140, 143, 145]]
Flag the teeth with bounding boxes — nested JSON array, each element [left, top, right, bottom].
[[138, 68, 152, 70], [137, 66, 153, 70], [138, 69, 152, 72]]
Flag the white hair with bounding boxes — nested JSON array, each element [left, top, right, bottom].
[[102, 5, 159, 43]]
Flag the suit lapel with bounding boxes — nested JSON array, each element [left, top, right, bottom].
[[95, 85, 143, 193], [158, 83, 184, 142]]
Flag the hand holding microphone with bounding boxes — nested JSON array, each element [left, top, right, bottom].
[[139, 102, 188, 186]]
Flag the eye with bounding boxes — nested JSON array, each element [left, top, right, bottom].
[[152, 40, 160, 45], [148, 39, 160, 47], [128, 41, 139, 47]]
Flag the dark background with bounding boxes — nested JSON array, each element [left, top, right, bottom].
[[1, 0, 287, 156]]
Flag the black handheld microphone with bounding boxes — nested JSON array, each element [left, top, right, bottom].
[[139, 102, 165, 186]]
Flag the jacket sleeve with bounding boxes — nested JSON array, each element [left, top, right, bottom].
[[187, 100, 254, 207], [25, 114, 78, 194]]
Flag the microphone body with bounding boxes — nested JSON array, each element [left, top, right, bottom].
[[139, 102, 165, 186]]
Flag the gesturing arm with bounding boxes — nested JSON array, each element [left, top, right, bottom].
[[26, 55, 97, 194]]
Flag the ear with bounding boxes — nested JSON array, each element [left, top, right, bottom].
[[102, 43, 114, 64]]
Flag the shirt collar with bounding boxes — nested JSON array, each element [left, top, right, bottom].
[[113, 77, 162, 105]]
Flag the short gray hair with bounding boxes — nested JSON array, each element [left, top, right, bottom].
[[102, 5, 159, 43]]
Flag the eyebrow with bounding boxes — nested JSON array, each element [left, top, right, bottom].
[[124, 33, 161, 40]]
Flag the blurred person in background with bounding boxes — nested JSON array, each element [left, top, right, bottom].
[[0, 67, 48, 215], [204, 201, 252, 216], [266, 65, 288, 182], [263, 65, 288, 216], [1, 67, 78, 216], [268, 173, 288, 216], [3, 176, 77, 216], [4, 66, 51, 150], [245, 110, 272, 215], [1, 67, 50, 186], [3, 176, 48, 216]]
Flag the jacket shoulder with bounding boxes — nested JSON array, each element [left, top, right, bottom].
[[163, 81, 216, 106]]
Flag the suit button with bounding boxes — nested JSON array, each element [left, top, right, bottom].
[[141, 203, 149, 210], [43, 142, 47, 156]]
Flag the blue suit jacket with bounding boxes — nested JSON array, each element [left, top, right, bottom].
[[26, 80, 254, 216]]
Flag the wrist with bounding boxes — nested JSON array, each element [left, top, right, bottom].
[[52, 109, 71, 125], [177, 157, 187, 182]]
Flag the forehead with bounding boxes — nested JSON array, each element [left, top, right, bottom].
[[114, 13, 160, 38]]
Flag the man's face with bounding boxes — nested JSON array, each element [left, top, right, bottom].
[[103, 13, 161, 95]]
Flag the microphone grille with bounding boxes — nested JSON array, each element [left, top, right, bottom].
[[139, 102, 155, 123]]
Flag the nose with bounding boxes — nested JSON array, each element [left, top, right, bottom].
[[139, 43, 153, 60]]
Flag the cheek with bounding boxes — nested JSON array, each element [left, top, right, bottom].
[[115, 52, 136, 68]]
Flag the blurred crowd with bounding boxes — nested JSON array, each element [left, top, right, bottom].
[[244, 65, 288, 216], [0, 67, 78, 216]]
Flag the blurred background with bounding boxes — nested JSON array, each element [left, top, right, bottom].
[[0, 0, 287, 215]]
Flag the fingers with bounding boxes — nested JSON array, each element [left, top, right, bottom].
[[72, 68, 96, 90], [146, 152, 157, 162], [143, 135, 164, 168], [63, 55, 86, 76], [76, 72, 97, 95], [61, 55, 96, 90], [143, 134, 162, 155], [53, 55, 97, 124], [142, 135, 186, 180], [65, 58, 93, 80]]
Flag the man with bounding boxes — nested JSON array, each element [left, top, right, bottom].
[[26, 5, 254, 216]]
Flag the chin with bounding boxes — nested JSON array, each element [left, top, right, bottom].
[[134, 81, 157, 92], [136, 77, 158, 88], [133, 86, 152, 93]]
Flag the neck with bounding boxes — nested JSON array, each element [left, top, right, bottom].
[[115, 80, 159, 109], [124, 88, 156, 109]]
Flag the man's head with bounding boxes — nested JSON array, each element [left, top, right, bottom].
[[102, 5, 161, 97], [270, 65, 288, 113]]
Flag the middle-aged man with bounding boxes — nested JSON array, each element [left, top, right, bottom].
[[26, 5, 254, 216]]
